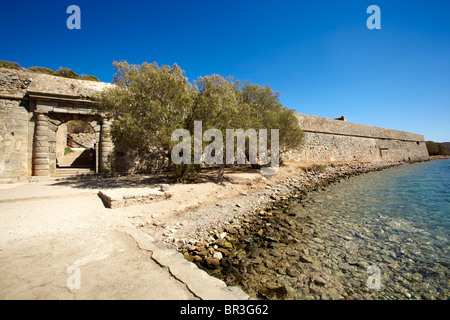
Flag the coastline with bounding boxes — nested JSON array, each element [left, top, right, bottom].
[[144, 159, 443, 300]]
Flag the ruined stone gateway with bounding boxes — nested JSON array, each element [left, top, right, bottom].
[[0, 67, 429, 183], [0, 68, 113, 182]]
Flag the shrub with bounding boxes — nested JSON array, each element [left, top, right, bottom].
[[28, 66, 56, 75], [0, 60, 21, 70], [55, 67, 79, 79], [311, 163, 327, 172], [64, 147, 74, 155], [79, 74, 100, 82], [426, 141, 448, 156]]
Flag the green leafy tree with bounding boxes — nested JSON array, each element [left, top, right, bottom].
[[96, 61, 194, 178], [239, 83, 304, 155], [190, 75, 242, 182], [97, 61, 304, 182]]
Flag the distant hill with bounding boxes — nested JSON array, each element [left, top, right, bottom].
[[442, 142, 450, 154]]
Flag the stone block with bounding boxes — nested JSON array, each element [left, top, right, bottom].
[[36, 105, 54, 113], [34, 140, 49, 147], [52, 107, 68, 113], [34, 135, 49, 141], [34, 146, 49, 153], [33, 152, 49, 159], [98, 187, 171, 209], [34, 158, 49, 165], [33, 169, 50, 176]]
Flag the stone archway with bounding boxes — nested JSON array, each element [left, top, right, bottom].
[[29, 91, 113, 177], [48, 113, 101, 174]]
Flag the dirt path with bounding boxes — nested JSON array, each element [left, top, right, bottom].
[[0, 165, 280, 299]]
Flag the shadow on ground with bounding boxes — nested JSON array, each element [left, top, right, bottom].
[[50, 165, 260, 189]]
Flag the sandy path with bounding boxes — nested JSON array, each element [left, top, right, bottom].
[[0, 166, 276, 299], [0, 189, 196, 299]]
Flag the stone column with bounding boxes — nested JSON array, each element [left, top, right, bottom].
[[100, 119, 113, 172], [33, 112, 50, 176]]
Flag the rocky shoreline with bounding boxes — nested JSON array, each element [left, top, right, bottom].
[[168, 160, 449, 300]]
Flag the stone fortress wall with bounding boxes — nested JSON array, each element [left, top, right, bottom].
[[0, 67, 429, 182], [285, 114, 429, 163]]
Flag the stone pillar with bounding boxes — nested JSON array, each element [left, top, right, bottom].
[[33, 112, 50, 176], [100, 119, 113, 172]]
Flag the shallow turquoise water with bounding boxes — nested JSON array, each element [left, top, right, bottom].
[[330, 160, 450, 245], [295, 159, 450, 298]]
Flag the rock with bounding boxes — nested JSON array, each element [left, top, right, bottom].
[[226, 227, 238, 234], [287, 267, 298, 277], [183, 252, 194, 262], [160, 184, 170, 191], [213, 251, 223, 260], [339, 262, 351, 271], [223, 241, 233, 249], [299, 255, 314, 263], [276, 267, 286, 275], [258, 284, 288, 300], [205, 257, 220, 269], [197, 249, 209, 257], [216, 247, 231, 257]]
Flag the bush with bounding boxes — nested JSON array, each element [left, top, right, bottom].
[[426, 141, 448, 156], [55, 67, 79, 79], [79, 74, 100, 82], [64, 147, 74, 155], [28, 66, 56, 75], [0, 60, 21, 70]]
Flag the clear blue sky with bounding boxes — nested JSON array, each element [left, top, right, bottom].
[[1, 0, 449, 141]]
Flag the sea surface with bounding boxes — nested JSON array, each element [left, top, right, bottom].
[[288, 159, 450, 299]]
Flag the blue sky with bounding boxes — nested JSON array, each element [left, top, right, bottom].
[[1, 0, 449, 141]]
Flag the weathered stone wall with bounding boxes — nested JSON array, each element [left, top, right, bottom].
[[283, 114, 429, 163], [0, 67, 112, 98], [0, 98, 31, 180]]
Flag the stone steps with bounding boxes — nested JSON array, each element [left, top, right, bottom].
[[58, 148, 91, 167], [54, 168, 94, 178]]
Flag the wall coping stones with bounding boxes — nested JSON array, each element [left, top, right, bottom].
[[296, 113, 425, 142]]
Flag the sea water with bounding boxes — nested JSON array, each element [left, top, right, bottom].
[[292, 159, 450, 299]]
